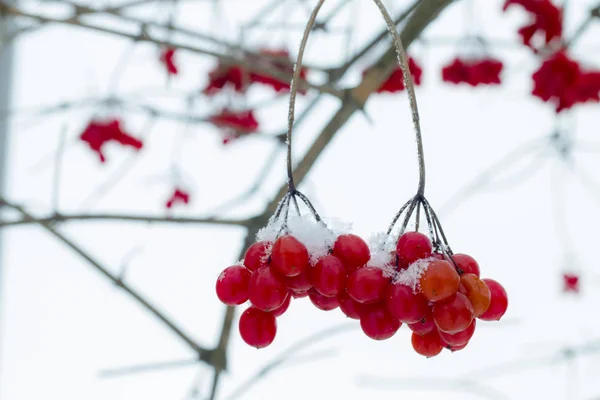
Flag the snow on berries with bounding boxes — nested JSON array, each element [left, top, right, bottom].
[[215, 218, 509, 356]]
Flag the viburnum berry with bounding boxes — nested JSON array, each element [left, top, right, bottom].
[[452, 253, 480, 276], [458, 273, 491, 318], [447, 341, 469, 352], [216, 265, 251, 306], [396, 231, 432, 268], [479, 279, 508, 321], [407, 307, 436, 336], [338, 291, 364, 319], [290, 289, 310, 298], [347, 267, 389, 304], [308, 288, 340, 311], [312, 255, 346, 297], [432, 292, 474, 334], [419, 259, 460, 302], [359, 303, 401, 340], [411, 330, 444, 358], [332, 234, 370, 273], [239, 307, 277, 348], [270, 235, 309, 277], [248, 266, 289, 312], [438, 319, 476, 346], [272, 293, 291, 317], [385, 283, 428, 323], [243, 241, 270, 271], [284, 269, 313, 292]]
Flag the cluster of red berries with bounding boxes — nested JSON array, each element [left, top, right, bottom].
[[208, 109, 260, 144], [441, 57, 504, 86], [503, 0, 562, 52], [79, 118, 143, 163], [215, 230, 508, 357]]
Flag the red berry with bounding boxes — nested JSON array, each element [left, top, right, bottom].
[[308, 288, 340, 311], [271, 293, 291, 317], [459, 273, 491, 317], [290, 289, 309, 298], [338, 290, 365, 319], [239, 307, 277, 348], [431, 252, 451, 262], [411, 330, 443, 357], [479, 279, 508, 321], [407, 307, 436, 336], [347, 267, 389, 304], [243, 241, 270, 271], [284, 269, 313, 292], [447, 342, 469, 352], [359, 303, 401, 340], [419, 260, 460, 302], [270, 235, 309, 277], [385, 283, 428, 323], [248, 266, 289, 312], [312, 255, 346, 297], [397, 231, 432, 267], [332, 234, 370, 273], [216, 265, 251, 306], [432, 292, 474, 334], [438, 319, 476, 346], [452, 253, 480, 277]]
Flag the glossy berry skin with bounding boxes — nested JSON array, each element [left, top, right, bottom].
[[248, 266, 289, 312], [285, 270, 313, 292], [290, 289, 309, 298], [407, 308, 436, 336], [270, 235, 309, 277], [239, 307, 277, 348], [243, 241, 270, 271], [308, 288, 340, 311], [459, 273, 491, 317], [452, 253, 480, 277], [338, 291, 364, 319], [332, 234, 371, 273], [438, 319, 476, 346], [347, 267, 389, 304], [312, 255, 346, 297], [216, 265, 252, 306], [385, 283, 428, 323], [271, 293, 291, 317], [447, 342, 469, 352], [397, 231, 432, 268], [411, 330, 444, 357], [433, 292, 474, 334], [479, 279, 508, 321], [359, 303, 401, 340], [419, 260, 460, 302]]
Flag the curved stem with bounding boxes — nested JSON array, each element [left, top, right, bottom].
[[372, 0, 425, 195], [286, 0, 327, 191]]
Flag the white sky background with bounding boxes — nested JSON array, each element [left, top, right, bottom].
[[2, 0, 600, 399]]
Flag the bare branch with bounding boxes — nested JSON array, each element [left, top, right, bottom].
[[0, 197, 214, 363], [0, 2, 343, 99], [0, 212, 249, 228]]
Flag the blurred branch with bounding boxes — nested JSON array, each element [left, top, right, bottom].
[[98, 357, 199, 378], [356, 375, 509, 400], [0, 2, 342, 99], [0, 196, 214, 364], [0, 212, 249, 228], [221, 323, 358, 400]]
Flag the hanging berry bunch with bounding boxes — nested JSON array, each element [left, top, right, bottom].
[[215, 1, 367, 348], [216, 0, 509, 355], [361, 3, 508, 357]]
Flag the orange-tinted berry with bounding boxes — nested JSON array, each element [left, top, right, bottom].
[[419, 260, 460, 302]]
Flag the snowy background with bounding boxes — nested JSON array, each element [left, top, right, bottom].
[[2, 0, 600, 399]]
